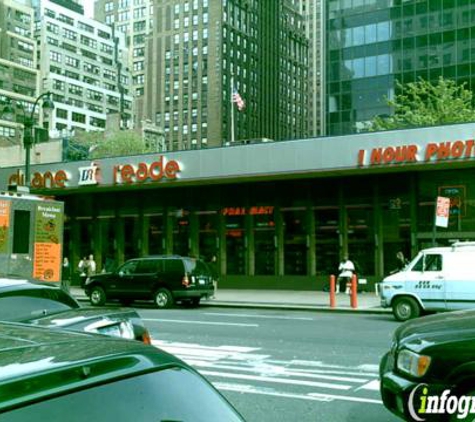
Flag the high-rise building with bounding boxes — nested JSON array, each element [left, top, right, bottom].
[[0, 0, 38, 145], [297, 0, 325, 137], [94, 0, 154, 129], [35, 0, 133, 136], [327, 0, 475, 136], [144, 0, 308, 150]]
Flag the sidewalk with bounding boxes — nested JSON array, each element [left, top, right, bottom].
[[70, 286, 390, 314]]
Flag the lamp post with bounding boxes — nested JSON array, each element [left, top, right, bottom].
[[21, 92, 55, 187]]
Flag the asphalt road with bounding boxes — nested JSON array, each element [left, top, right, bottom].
[[135, 305, 402, 422]]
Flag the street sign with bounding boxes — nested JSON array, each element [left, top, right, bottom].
[[435, 196, 450, 228]]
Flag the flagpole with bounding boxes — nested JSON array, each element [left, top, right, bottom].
[[230, 74, 235, 144]]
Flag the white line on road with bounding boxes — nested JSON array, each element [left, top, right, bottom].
[[215, 382, 383, 405], [356, 379, 381, 391], [201, 370, 352, 390], [204, 312, 314, 321], [189, 361, 370, 383], [144, 318, 258, 327]]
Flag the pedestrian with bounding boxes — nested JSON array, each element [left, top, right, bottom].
[[78, 256, 88, 288], [87, 254, 97, 277], [391, 251, 409, 274], [61, 257, 71, 292], [208, 255, 218, 298], [338, 254, 355, 294]]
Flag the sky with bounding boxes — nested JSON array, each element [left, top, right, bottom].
[[83, 1, 94, 18]]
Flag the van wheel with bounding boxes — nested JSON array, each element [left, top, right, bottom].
[[90, 286, 106, 306], [392, 297, 420, 321], [154, 288, 174, 309]]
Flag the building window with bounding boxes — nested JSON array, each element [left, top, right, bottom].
[[72, 112, 86, 123], [56, 108, 68, 119]]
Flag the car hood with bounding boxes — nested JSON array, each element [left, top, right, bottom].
[[395, 309, 475, 351]]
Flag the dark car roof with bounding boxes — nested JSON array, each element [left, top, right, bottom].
[[0, 322, 183, 411]]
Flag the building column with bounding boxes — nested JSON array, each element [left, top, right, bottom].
[[339, 185, 347, 258], [307, 206, 316, 276], [116, 217, 125, 266], [374, 184, 384, 278], [140, 215, 149, 257], [410, 174, 418, 257], [246, 213, 254, 275], [218, 211, 226, 277], [190, 212, 199, 258], [165, 208, 173, 254], [275, 207, 284, 276], [92, 218, 102, 271]]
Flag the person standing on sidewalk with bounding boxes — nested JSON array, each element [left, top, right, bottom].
[[338, 254, 355, 294]]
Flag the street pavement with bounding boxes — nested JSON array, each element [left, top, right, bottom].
[[71, 286, 390, 314]]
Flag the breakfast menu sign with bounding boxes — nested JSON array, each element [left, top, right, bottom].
[[33, 204, 62, 282], [0, 200, 10, 254]]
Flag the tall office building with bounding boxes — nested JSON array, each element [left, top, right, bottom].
[[144, 0, 308, 150], [327, 0, 475, 136], [297, 0, 325, 137], [0, 0, 38, 145], [94, 0, 154, 129], [35, 0, 133, 135]]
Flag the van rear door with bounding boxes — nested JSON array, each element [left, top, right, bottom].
[[443, 252, 475, 311]]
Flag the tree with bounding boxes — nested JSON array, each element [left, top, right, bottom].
[[368, 77, 475, 131], [64, 129, 154, 161]]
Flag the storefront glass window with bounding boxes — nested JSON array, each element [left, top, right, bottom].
[[100, 217, 117, 272], [148, 214, 164, 255], [254, 210, 275, 275], [225, 215, 245, 275], [347, 205, 375, 276], [124, 217, 139, 260], [282, 209, 307, 275], [198, 211, 217, 262], [172, 209, 190, 256], [315, 207, 339, 276]]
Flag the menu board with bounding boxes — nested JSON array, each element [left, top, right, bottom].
[[33, 204, 62, 282], [0, 200, 10, 254]]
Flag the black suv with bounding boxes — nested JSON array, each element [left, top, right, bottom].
[[85, 255, 215, 309], [380, 309, 475, 421]]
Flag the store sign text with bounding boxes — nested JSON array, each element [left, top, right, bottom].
[[358, 139, 475, 166], [113, 156, 181, 184], [222, 206, 274, 216], [8, 169, 69, 189]]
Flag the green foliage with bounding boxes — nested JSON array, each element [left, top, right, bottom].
[[369, 77, 475, 131], [65, 129, 153, 160]]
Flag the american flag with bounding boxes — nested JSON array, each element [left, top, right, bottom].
[[232, 87, 245, 111]]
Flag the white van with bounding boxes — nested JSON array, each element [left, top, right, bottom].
[[380, 242, 475, 321]]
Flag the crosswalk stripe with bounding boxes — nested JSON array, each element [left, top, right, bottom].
[[201, 370, 352, 390], [356, 379, 381, 391]]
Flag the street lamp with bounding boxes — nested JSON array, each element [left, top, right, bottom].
[[1, 92, 54, 187]]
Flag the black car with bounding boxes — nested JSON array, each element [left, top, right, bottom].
[[380, 309, 475, 421], [85, 255, 215, 309], [0, 278, 151, 344], [0, 322, 244, 422]]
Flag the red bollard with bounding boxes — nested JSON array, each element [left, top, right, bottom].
[[329, 275, 336, 308], [350, 274, 358, 309]]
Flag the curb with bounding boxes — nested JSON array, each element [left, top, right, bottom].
[[75, 296, 391, 315]]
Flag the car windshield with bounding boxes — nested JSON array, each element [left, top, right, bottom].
[[2, 366, 243, 422], [0, 289, 79, 321], [184, 258, 209, 275]]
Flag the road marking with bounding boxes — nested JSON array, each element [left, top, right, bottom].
[[201, 370, 352, 390], [356, 379, 381, 391], [144, 318, 258, 327], [215, 382, 383, 405], [190, 361, 370, 383], [204, 312, 314, 321]]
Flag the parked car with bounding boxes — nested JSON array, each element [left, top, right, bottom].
[[380, 242, 475, 321], [85, 255, 215, 309], [380, 308, 475, 421], [0, 277, 151, 344], [0, 321, 245, 421]]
